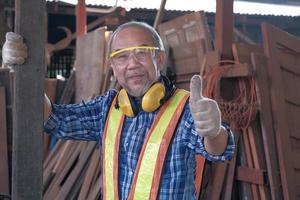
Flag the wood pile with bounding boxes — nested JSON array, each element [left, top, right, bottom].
[[159, 11, 300, 200], [41, 27, 118, 199], [1, 11, 299, 200]]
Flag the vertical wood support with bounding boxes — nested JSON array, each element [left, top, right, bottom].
[[153, 0, 167, 30], [76, 0, 87, 36], [215, 0, 234, 60], [0, 87, 9, 195], [12, 0, 45, 199]]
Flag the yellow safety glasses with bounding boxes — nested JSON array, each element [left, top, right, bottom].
[[110, 46, 159, 67]]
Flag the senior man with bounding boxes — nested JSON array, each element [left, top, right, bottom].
[[2, 21, 234, 200]]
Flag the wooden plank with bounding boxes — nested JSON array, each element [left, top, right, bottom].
[[237, 132, 253, 199], [43, 141, 76, 193], [0, 87, 9, 195], [206, 163, 228, 199], [43, 140, 64, 170], [86, 173, 101, 200], [233, 28, 256, 45], [223, 132, 240, 200], [75, 27, 106, 102], [43, 141, 65, 193], [153, 0, 167, 30], [0, 68, 13, 106], [285, 102, 300, 140], [0, 69, 13, 160], [158, 11, 213, 50], [12, 0, 45, 199], [236, 166, 266, 185], [78, 148, 100, 199], [158, 11, 213, 90], [217, 63, 252, 78], [169, 39, 206, 90], [262, 22, 300, 200], [56, 142, 97, 199], [76, 0, 87, 36], [248, 127, 267, 199], [242, 129, 259, 199], [251, 53, 282, 199], [59, 70, 75, 104], [43, 141, 85, 199], [215, 0, 233, 60], [232, 43, 263, 64], [281, 68, 300, 106]]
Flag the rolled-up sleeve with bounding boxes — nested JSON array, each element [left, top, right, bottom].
[[44, 90, 117, 142], [180, 104, 235, 162]]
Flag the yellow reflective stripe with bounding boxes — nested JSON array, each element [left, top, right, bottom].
[[133, 90, 188, 200], [103, 100, 123, 200]]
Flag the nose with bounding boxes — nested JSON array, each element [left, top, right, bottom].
[[127, 52, 140, 67]]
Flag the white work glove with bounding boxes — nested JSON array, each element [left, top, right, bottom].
[[2, 32, 28, 66], [189, 75, 221, 139]]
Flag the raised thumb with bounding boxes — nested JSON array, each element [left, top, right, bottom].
[[6, 32, 23, 43], [190, 75, 204, 101]]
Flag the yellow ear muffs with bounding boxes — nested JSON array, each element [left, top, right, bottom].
[[117, 89, 136, 117], [142, 82, 166, 112], [116, 82, 167, 117]]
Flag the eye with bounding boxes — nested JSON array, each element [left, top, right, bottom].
[[115, 51, 130, 60], [135, 48, 150, 58]]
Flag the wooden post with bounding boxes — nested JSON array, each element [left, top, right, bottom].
[[153, 0, 167, 30], [0, 87, 9, 195], [76, 0, 87, 36], [12, 0, 45, 199], [215, 0, 234, 60]]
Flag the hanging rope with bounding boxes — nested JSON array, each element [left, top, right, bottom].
[[203, 60, 258, 131]]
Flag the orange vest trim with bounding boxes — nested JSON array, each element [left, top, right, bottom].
[[102, 97, 124, 200], [102, 89, 206, 200], [127, 89, 190, 200]]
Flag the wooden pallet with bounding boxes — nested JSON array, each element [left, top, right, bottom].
[[158, 11, 213, 90], [261, 22, 300, 200]]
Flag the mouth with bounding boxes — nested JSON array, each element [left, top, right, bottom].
[[127, 74, 145, 80]]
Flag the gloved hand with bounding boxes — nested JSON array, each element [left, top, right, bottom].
[[189, 75, 221, 139], [2, 32, 28, 66]]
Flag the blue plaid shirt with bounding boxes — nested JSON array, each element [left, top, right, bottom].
[[45, 89, 235, 200]]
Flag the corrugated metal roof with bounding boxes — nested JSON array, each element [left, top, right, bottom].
[[47, 0, 300, 16]]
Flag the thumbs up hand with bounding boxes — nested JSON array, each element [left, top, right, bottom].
[[189, 75, 221, 139]]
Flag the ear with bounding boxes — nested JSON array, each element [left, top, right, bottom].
[[156, 51, 167, 71]]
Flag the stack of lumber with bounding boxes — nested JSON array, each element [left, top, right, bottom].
[[1, 11, 299, 200], [159, 11, 300, 200], [158, 11, 213, 90], [41, 27, 118, 199]]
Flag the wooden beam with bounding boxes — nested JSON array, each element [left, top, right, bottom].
[[12, 0, 45, 199], [76, 0, 87, 36], [153, 0, 167, 30], [215, 0, 234, 60], [236, 166, 267, 185], [0, 87, 9, 195]]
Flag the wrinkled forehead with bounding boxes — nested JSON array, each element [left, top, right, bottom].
[[111, 26, 155, 52]]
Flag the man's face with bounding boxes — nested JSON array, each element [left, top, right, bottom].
[[110, 27, 165, 97]]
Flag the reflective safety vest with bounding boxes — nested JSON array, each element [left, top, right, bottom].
[[102, 89, 205, 200]]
